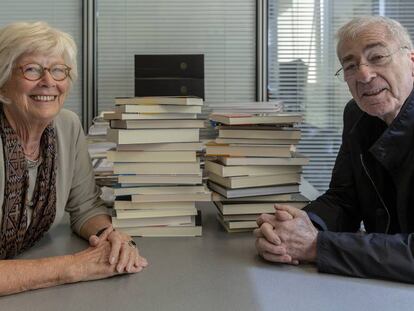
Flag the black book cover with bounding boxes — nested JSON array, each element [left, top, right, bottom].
[[134, 78, 204, 99], [114, 195, 132, 201], [135, 54, 204, 78]]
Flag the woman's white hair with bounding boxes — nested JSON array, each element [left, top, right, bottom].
[[336, 16, 413, 57], [0, 21, 77, 91]]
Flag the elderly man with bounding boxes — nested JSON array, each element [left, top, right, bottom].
[[255, 16, 414, 283]]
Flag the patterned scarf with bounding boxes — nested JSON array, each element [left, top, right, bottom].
[[0, 108, 57, 259]]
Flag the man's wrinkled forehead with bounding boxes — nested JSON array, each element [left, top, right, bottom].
[[339, 42, 389, 63], [337, 26, 396, 62]]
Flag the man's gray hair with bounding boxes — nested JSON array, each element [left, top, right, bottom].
[[0, 22, 77, 93], [336, 16, 413, 57]]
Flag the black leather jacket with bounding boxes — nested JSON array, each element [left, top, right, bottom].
[[305, 88, 414, 283]]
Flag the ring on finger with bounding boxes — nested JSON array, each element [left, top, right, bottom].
[[128, 240, 137, 248]]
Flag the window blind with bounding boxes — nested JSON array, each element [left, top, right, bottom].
[[96, 0, 256, 128], [0, 1, 83, 118], [268, 0, 414, 192]]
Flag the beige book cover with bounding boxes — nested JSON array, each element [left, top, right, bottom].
[[116, 142, 204, 151], [129, 192, 211, 203], [115, 104, 201, 114], [107, 128, 199, 144], [114, 185, 207, 196], [214, 201, 307, 215], [103, 112, 198, 120], [118, 173, 202, 185], [215, 137, 299, 145], [207, 181, 299, 198], [218, 128, 301, 140], [208, 172, 301, 189], [216, 216, 254, 233], [115, 96, 203, 106], [205, 160, 302, 177], [112, 215, 195, 228], [211, 192, 295, 202], [205, 143, 292, 157], [121, 225, 202, 237], [114, 201, 196, 210], [217, 154, 309, 166], [115, 208, 198, 219], [110, 119, 205, 129], [107, 150, 197, 163], [113, 161, 201, 175], [210, 113, 302, 125]]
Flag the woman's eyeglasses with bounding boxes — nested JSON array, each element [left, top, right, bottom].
[[18, 63, 71, 81]]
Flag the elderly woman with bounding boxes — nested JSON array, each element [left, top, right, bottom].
[[0, 21, 147, 295]]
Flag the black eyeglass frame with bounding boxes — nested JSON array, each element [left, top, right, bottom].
[[334, 46, 410, 82]]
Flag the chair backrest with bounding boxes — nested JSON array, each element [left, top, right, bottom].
[[275, 59, 308, 112]]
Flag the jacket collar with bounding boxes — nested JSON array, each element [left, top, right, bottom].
[[351, 88, 414, 171], [372, 88, 414, 170]]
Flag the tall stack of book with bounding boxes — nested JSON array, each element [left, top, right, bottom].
[[206, 112, 310, 232], [104, 96, 211, 237]]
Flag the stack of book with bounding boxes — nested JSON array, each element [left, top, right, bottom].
[[87, 114, 111, 143], [87, 114, 117, 188], [104, 96, 211, 237], [203, 101, 284, 139], [206, 112, 310, 232]]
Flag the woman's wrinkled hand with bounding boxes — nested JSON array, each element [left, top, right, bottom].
[[69, 241, 118, 282], [88, 226, 148, 273]]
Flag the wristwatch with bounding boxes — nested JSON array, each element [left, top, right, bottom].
[[95, 227, 109, 237]]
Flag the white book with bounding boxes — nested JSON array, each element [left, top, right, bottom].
[[114, 201, 196, 210], [110, 119, 205, 129], [114, 186, 211, 202], [107, 128, 199, 144], [103, 112, 197, 120], [205, 160, 302, 177], [215, 138, 299, 145], [121, 226, 202, 237], [216, 215, 256, 233], [212, 192, 308, 202], [118, 173, 202, 185], [219, 128, 301, 140], [205, 143, 292, 157], [210, 113, 302, 125], [112, 215, 195, 228], [224, 220, 258, 230], [115, 208, 198, 219], [217, 154, 309, 166], [208, 172, 301, 189], [208, 181, 299, 198], [215, 201, 307, 215], [129, 192, 211, 202], [115, 96, 203, 106], [220, 214, 259, 221], [107, 150, 197, 163], [115, 104, 202, 114], [114, 185, 206, 196], [117, 142, 204, 151], [208, 101, 283, 111], [113, 161, 201, 175]]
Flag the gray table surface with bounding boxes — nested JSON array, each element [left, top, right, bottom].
[[0, 203, 413, 311]]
